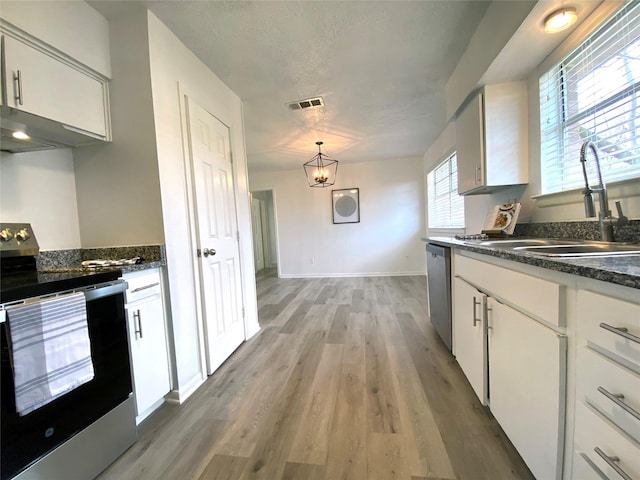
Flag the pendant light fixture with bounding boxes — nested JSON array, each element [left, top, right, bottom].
[[303, 141, 338, 188]]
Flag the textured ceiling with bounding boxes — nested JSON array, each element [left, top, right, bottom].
[[90, 1, 491, 172]]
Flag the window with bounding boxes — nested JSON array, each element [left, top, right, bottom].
[[428, 153, 465, 229], [539, 3, 640, 194]]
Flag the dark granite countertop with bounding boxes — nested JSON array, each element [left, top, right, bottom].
[[38, 261, 164, 275], [422, 236, 640, 290]]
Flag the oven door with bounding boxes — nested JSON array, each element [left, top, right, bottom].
[[1, 280, 133, 480]]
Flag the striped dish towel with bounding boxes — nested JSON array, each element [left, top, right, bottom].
[[6, 292, 95, 416]]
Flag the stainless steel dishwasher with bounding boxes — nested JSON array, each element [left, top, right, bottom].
[[426, 242, 452, 351]]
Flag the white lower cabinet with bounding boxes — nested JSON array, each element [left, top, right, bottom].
[[452, 253, 566, 480], [574, 402, 640, 480], [488, 298, 567, 480], [452, 276, 488, 405], [124, 269, 171, 423], [573, 289, 640, 480]]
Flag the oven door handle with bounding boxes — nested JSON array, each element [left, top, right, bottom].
[[83, 280, 128, 301], [0, 281, 127, 322]]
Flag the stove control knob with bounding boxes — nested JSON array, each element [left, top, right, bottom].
[[16, 228, 31, 242], [0, 228, 13, 242]]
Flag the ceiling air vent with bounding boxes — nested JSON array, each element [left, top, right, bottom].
[[288, 97, 324, 111]]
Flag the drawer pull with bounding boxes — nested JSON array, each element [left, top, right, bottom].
[[131, 282, 160, 293], [594, 447, 632, 480], [598, 386, 640, 421], [472, 297, 481, 326], [599, 323, 640, 344], [133, 310, 143, 339]]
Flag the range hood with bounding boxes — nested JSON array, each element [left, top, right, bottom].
[[0, 109, 105, 153]]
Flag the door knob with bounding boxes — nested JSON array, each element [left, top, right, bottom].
[[202, 248, 217, 257]]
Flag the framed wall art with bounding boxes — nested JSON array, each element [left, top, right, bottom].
[[332, 188, 360, 224]]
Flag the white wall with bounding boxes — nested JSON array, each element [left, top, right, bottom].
[[75, 8, 259, 402], [146, 10, 259, 397], [445, 1, 536, 120], [0, 149, 82, 250], [74, 10, 164, 248], [250, 156, 425, 277]]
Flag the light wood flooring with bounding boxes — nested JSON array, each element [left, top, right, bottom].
[[98, 270, 534, 480]]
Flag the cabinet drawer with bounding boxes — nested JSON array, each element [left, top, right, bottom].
[[579, 347, 640, 443], [454, 254, 564, 327], [577, 290, 640, 369], [574, 402, 640, 480], [572, 450, 614, 480], [124, 270, 162, 303]]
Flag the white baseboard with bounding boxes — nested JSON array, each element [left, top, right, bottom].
[[278, 271, 425, 279], [245, 322, 261, 340], [165, 373, 206, 405]]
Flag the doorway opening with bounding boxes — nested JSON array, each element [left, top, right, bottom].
[[250, 189, 279, 278]]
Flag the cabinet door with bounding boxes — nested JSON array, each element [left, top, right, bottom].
[[452, 276, 487, 405], [488, 298, 566, 480], [3, 35, 107, 137], [455, 92, 484, 195], [127, 295, 171, 417]]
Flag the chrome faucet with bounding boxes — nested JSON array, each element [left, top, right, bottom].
[[579, 140, 628, 242]]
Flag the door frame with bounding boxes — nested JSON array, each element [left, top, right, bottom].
[[249, 188, 281, 276], [250, 195, 266, 272], [178, 86, 255, 380]]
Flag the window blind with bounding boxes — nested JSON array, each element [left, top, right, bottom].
[[428, 153, 465, 229], [539, 2, 640, 194]]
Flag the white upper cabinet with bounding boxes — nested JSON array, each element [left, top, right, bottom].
[[455, 82, 528, 195], [2, 34, 108, 138], [0, 1, 111, 77], [0, 3, 111, 143]]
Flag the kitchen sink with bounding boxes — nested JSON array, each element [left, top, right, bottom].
[[464, 237, 640, 257], [513, 243, 640, 257], [473, 238, 582, 248]]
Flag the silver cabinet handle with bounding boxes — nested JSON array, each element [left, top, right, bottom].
[[598, 386, 640, 421], [599, 323, 640, 344], [13, 69, 23, 105], [472, 296, 481, 326], [483, 296, 492, 330], [133, 309, 143, 339], [131, 282, 159, 293], [594, 447, 632, 480]]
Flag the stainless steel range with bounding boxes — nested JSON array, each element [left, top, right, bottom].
[[0, 223, 137, 480]]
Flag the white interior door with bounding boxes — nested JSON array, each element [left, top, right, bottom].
[[186, 97, 245, 376]]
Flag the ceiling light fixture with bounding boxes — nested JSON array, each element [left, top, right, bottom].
[[544, 7, 577, 33], [12, 131, 30, 140], [303, 141, 338, 188]]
